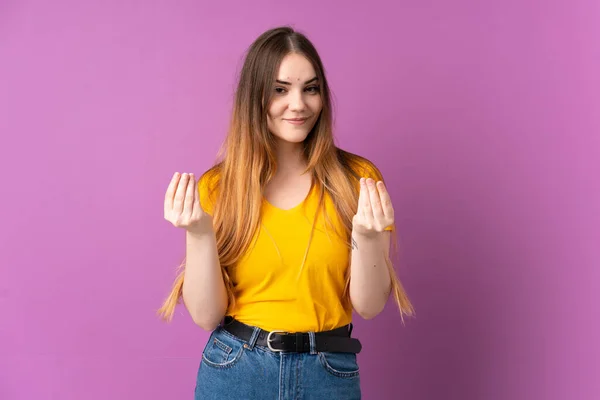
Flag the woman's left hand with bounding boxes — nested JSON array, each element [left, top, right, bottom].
[[352, 178, 394, 237]]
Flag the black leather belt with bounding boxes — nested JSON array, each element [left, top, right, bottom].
[[221, 317, 362, 354]]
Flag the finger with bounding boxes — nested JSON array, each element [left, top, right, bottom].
[[182, 173, 195, 219], [357, 178, 366, 216], [360, 178, 373, 219], [377, 181, 394, 219], [173, 173, 190, 214], [367, 178, 384, 219], [164, 172, 181, 216]]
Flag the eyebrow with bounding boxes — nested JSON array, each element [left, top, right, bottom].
[[276, 77, 319, 85]]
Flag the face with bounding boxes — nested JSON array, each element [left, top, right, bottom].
[[267, 53, 323, 144]]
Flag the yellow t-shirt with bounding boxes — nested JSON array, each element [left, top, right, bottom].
[[198, 158, 392, 332]]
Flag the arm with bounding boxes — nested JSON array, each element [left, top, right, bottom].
[[349, 177, 394, 319], [182, 228, 228, 331], [164, 172, 227, 330], [349, 230, 392, 319]]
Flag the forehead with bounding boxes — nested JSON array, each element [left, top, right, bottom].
[[277, 53, 317, 81]]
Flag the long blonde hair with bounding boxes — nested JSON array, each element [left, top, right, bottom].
[[158, 26, 414, 322]]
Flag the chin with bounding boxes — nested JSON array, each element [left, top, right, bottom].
[[277, 137, 307, 145], [275, 130, 311, 144], [290, 134, 310, 142]]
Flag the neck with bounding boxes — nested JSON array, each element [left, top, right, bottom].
[[274, 140, 307, 175]]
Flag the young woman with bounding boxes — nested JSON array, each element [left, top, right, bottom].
[[159, 26, 414, 399]]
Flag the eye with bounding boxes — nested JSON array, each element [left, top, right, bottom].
[[274, 87, 287, 94], [305, 86, 320, 94]]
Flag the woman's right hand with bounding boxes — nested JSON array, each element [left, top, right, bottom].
[[164, 172, 213, 236]]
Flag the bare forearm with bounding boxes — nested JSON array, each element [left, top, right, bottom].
[[349, 231, 392, 319], [182, 229, 228, 330]]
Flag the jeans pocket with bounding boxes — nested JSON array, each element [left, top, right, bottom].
[[318, 352, 360, 378], [201, 328, 246, 369]]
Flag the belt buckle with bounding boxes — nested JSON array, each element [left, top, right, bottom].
[[266, 330, 287, 352]]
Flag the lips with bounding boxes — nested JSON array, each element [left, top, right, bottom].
[[284, 117, 309, 126]]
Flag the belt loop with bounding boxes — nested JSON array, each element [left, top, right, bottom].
[[308, 331, 317, 355], [247, 326, 261, 350]]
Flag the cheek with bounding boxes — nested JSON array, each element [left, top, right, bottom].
[[267, 103, 282, 133], [268, 100, 285, 120], [309, 96, 323, 114]]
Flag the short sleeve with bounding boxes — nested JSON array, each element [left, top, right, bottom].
[[197, 169, 220, 216], [357, 158, 394, 232]]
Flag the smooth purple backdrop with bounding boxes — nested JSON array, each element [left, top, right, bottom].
[[1, 1, 598, 399]]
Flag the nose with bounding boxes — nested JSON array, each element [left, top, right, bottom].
[[288, 89, 306, 112]]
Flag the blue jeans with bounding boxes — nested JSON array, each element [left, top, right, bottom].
[[194, 325, 361, 399]]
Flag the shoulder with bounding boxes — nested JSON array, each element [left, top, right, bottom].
[[198, 165, 221, 188], [336, 148, 386, 182], [336, 148, 395, 231], [197, 164, 222, 216]]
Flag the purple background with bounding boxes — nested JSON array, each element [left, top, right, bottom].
[[1, 1, 599, 399]]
